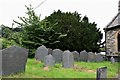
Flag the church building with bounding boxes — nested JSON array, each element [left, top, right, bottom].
[[104, 0, 120, 55]]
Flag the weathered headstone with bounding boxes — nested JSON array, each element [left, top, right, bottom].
[[87, 52, 95, 62], [0, 46, 28, 76], [35, 45, 48, 61], [110, 56, 115, 64], [62, 50, 74, 68], [96, 67, 107, 80], [79, 50, 88, 62], [72, 51, 79, 62], [52, 49, 63, 63], [44, 54, 55, 67], [95, 54, 104, 62], [48, 48, 53, 55]]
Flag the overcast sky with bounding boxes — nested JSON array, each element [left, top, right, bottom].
[[0, 0, 119, 41]]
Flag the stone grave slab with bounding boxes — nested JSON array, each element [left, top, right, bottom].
[[35, 45, 48, 61], [62, 50, 74, 68], [72, 51, 79, 62], [110, 56, 115, 64], [95, 54, 104, 62], [87, 52, 95, 62], [0, 46, 28, 76], [79, 50, 88, 62], [52, 49, 63, 63], [44, 54, 55, 67], [96, 67, 107, 79], [48, 48, 53, 55]]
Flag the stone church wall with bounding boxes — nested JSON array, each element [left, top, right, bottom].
[[106, 27, 120, 55]]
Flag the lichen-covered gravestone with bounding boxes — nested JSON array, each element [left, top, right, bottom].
[[72, 51, 79, 62], [44, 54, 55, 67], [62, 50, 74, 68], [35, 45, 48, 61], [79, 50, 88, 62], [52, 49, 63, 63], [87, 52, 95, 62], [0, 46, 28, 76]]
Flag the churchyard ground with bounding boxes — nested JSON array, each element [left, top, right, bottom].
[[4, 59, 118, 78]]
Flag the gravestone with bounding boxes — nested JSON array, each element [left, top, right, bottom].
[[96, 67, 107, 80], [52, 49, 63, 63], [62, 50, 74, 68], [48, 48, 53, 55], [110, 56, 115, 64], [87, 52, 95, 62], [0, 46, 28, 76], [44, 54, 55, 67], [95, 54, 104, 62], [35, 45, 48, 61], [72, 51, 79, 62], [79, 50, 88, 62]]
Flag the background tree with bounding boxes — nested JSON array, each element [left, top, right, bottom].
[[12, 5, 103, 57], [0, 24, 20, 49], [13, 5, 67, 58], [1, 25, 13, 39], [44, 10, 103, 52]]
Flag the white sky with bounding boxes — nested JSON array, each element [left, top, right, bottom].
[[0, 0, 119, 41]]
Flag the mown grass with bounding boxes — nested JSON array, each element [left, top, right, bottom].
[[3, 59, 118, 78]]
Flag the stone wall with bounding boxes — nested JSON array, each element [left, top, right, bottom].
[[105, 27, 120, 55]]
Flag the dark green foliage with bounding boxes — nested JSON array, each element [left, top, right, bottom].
[[0, 24, 23, 48], [13, 5, 67, 58], [4, 5, 103, 57], [1, 25, 13, 39], [45, 10, 103, 52], [0, 38, 17, 49], [0, 24, 22, 39], [0, 24, 21, 49]]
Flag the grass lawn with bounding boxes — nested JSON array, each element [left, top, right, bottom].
[[4, 59, 118, 78]]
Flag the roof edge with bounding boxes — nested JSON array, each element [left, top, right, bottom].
[[104, 13, 119, 30]]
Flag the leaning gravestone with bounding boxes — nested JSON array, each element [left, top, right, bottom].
[[62, 50, 74, 68], [95, 54, 104, 62], [87, 52, 95, 62], [96, 67, 107, 80], [72, 51, 79, 62], [79, 50, 88, 62], [44, 54, 55, 67], [35, 45, 48, 61], [52, 49, 63, 63], [0, 46, 28, 76]]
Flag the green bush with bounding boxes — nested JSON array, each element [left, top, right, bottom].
[[1, 38, 17, 49]]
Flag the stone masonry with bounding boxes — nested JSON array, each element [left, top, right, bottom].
[[105, 27, 120, 55]]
